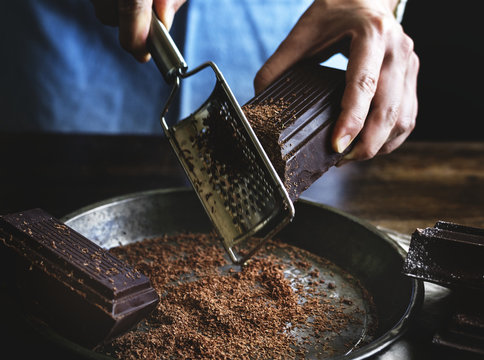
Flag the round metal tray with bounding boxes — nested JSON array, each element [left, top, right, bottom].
[[57, 187, 422, 359]]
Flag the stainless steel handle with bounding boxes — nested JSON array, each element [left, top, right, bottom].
[[148, 10, 187, 83]]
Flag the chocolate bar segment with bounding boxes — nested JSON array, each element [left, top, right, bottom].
[[0, 208, 159, 349], [402, 222, 484, 291], [432, 291, 484, 355], [434, 220, 484, 236], [243, 62, 346, 202]]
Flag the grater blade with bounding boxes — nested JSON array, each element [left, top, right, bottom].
[[161, 62, 294, 264], [148, 11, 294, 264]]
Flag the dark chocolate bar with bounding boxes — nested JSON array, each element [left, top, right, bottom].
[[402, 221, 484, 291], [434, 220, 484, 236], [243, 62, 346, 202], [433, 329, 484, 356], [432, 291, 484, 355], [0, 208, 159, 349]]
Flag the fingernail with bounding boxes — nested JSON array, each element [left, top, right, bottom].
[[335, 134, 352, 153], [336, 149, 355, 166]]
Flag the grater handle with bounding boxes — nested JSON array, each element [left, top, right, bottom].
[[148, 10, 187, 84]]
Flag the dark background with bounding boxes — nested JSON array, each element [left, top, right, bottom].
[[402, 1, 484, 141]]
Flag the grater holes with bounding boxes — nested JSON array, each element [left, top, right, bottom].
[[190, 90, 283, 233]]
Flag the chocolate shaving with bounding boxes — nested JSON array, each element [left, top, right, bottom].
[[99, 232, 376, 359]]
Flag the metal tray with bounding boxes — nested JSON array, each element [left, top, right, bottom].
[[51, 187, 423, 359]]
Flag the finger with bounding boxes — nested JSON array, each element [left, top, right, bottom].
[[331, 35, 385, 154], [253, 29, 308, 95], [343, 44, 419, 162], [347, 41, 409, 160], [118, 0, 153, 62], [153, 0, 187, 30], [379, 52, 419, 154]]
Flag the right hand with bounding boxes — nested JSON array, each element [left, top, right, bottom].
[[90, 0, 186, 62], [254, 0, 419, 164]]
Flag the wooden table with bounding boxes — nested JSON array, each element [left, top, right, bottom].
[[302, 141, 484, 234], [1, 133, 483, 359]]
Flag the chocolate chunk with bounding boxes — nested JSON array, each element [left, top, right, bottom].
[[432, 291, 484, 355], [243, 62, 346, 201], [434, 220, 484, 236], [402, 222, 484, 292], [0, 208, 159, 349]]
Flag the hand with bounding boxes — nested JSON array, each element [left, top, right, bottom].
[[254, 0, 419, 164], [90, 0, 186, 62]]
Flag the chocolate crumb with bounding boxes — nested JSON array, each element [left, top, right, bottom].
[[100, 232, 376, 359]]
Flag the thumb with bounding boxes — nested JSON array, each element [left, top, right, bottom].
[[154, 0, 186, 30], [160, 5, 175, 29], [253, 31, 306, 95]]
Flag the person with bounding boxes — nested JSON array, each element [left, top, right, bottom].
[[1, 0, 184, 134], [1, 0, 419, 165], [91, 0, 419, 166]]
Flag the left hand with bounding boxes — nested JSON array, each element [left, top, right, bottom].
[[90, 0, 187, 62]]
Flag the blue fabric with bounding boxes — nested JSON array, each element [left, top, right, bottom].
[[180, 0, 312, 119], [0, 0, 312, 134], [1, 0, 179, 134]]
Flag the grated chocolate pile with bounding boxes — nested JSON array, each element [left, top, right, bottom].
[[99, 232, 376, 359], [243, 99, 291, 181]]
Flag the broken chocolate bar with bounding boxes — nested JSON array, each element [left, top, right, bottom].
[[243, 61, 346, 201], [402, 221, 484, 292], [432, 290, 484, 355], [0, 208, 159, 349]]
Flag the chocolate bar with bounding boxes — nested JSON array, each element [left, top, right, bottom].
[[0, 208, 159, 349], [243, 62, 346, 202], [432, 290, 484, 355], [402, 221, 484, 291]]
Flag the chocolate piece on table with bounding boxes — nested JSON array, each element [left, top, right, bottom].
[[243, 62, 346, 202], [432, 291, 484, 355], [433, 324, 484, 356], [434, 220, 484, 236], [0, 208, 159, 349], [402, 222, 484, 292]]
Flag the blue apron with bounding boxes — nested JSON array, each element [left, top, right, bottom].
[[0, 0, 312, 133]]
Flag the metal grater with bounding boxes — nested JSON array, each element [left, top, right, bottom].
[[148, 11, 294, 264]]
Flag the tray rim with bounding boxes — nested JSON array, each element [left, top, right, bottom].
[[59, 187, 424, 360]]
